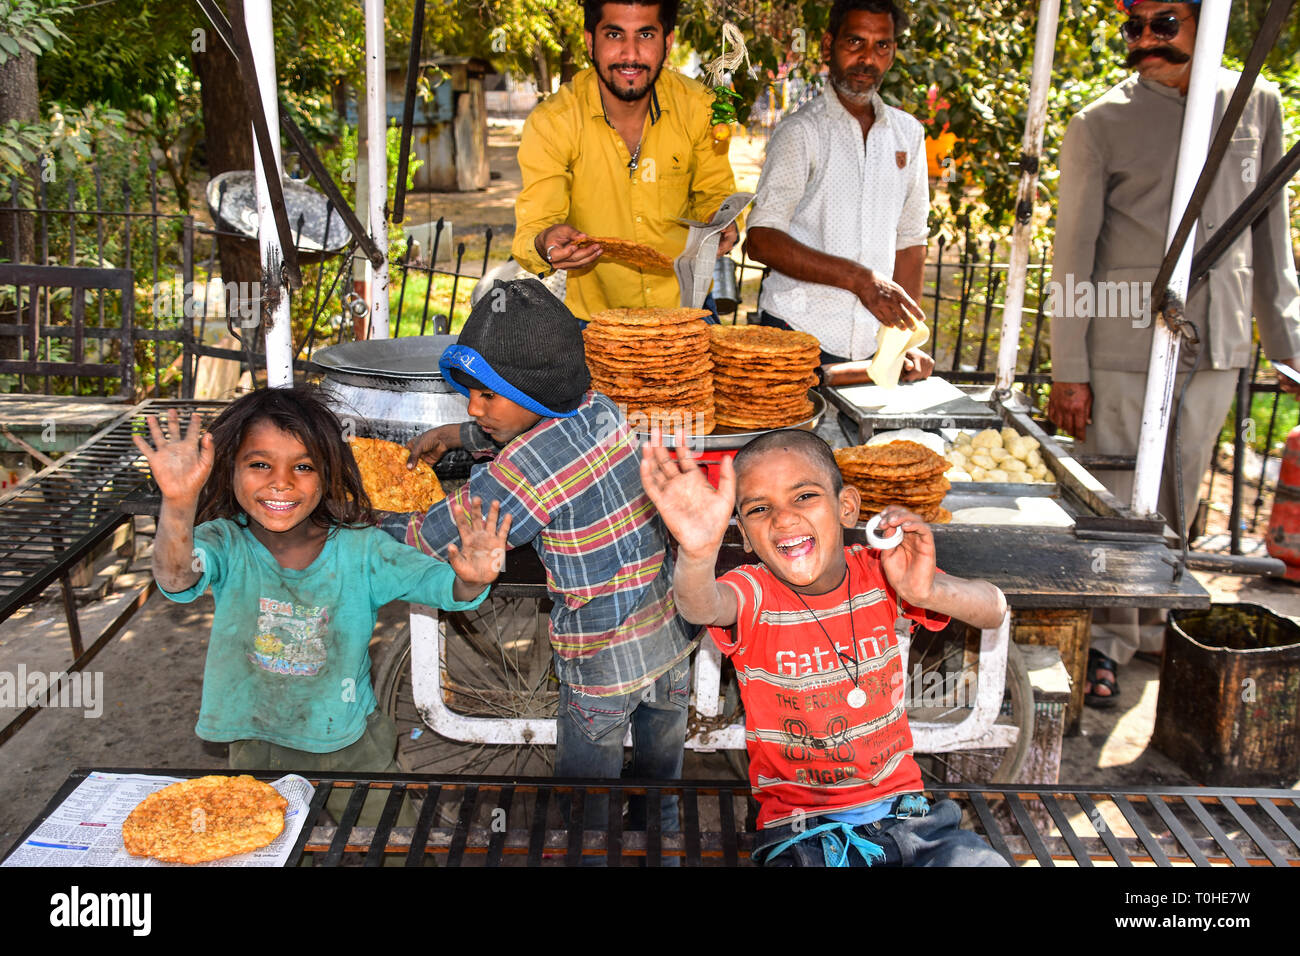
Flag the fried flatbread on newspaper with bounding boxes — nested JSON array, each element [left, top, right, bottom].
[[122, 775, 288, 864]]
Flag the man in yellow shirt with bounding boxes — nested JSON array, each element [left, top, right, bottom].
[[511, 0, 740, 320]]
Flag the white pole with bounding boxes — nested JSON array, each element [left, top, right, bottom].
[[246, 0, 293, 387], [1130, 0, 1230, 518], [995, 0, 1060, 394], [364, 0, 391, 339]]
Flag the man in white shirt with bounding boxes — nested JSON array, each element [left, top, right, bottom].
[[744, 0, 932, 379]]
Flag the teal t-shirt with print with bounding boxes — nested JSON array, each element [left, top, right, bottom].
[[162, 519, 487, 753]]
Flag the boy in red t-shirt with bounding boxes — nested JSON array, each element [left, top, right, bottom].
[[642, 428, 1010, 867]]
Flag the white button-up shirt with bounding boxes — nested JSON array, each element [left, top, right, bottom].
[[748, 88, 930, 360]]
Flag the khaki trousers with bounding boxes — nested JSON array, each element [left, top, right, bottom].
[[1080, 366, 1238, 666]]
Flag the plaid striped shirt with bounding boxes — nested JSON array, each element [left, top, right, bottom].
[[379, 392, 699, 696]]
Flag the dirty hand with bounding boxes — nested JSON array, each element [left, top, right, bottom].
[[640, 428, 735, 560], [448, 496, 513, 595], [132, 409, 213, 505], [406, 424, 460, 469], [1047, 381, 1093, 442], [535, 224, 601, 271], [875, 505, 937, 606]]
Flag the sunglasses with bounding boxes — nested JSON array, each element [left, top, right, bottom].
[[1121, 13, 1192, 42]]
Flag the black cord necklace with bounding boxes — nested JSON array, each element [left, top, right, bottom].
[[792, 572, 868, 709]]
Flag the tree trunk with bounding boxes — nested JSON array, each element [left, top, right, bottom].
[[532, 44, 551, 97], [0, 49, 37, 263], [0, 48, 37, 360], [192, 3, 261, 325], [559, 41, 576, 85]]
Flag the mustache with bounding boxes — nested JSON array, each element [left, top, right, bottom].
[[608, 62, 650, 72], [1126, 46, 1191, 67]]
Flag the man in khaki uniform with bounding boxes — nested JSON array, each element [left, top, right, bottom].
[[1047, 0, 1300, 706]]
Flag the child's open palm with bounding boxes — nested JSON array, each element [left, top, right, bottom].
[[132, 409, 214, 505], [640, 430, 735, 559], [447, 495, 513, 589]]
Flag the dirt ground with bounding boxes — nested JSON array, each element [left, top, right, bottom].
[[4, 120, 1299, 858]]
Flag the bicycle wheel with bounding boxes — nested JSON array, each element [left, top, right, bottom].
[[374, 594, 558, 778], [909, 621, 1034, 785]]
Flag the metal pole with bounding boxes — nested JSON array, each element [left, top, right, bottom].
[[245, 0, 293, 387], [994, 0, 1060, 395], [1130, 0, 1230, 518], [364, 0, 391, 339]]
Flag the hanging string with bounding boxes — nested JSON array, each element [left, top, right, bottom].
[[702, 21, 752, 88]]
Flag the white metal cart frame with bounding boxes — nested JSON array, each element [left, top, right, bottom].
[[405, 604, 1020, 755]]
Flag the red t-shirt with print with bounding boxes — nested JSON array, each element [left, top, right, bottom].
[[706, 544, 949, 829]]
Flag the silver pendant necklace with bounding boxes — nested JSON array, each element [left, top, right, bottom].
[[792, 573, 867, 709]]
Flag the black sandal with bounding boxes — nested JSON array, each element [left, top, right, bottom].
[[1085, 649, 1120, 709]]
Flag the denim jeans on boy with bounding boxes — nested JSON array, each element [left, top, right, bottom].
[[555, 657, 690, 844], [752, 797, 1010, 867]]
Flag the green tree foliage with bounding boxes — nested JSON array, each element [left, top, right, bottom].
[[0, 0, 70, 65]]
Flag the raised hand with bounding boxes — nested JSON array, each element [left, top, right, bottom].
[[876, 505, 937, 606], [639, 429, 735, 560], [132, 409, 214, 506], [447, 495, 513, 595]]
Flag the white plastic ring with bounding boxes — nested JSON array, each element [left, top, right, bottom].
[[545, 244, 559, 264], [865, 514, 904, 550]]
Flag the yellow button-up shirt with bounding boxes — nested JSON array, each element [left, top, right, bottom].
[[512, 67, 739, 320]]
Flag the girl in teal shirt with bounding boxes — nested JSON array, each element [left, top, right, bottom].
[[134, 388, 508, 809]]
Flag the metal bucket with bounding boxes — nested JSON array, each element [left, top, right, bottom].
[[311, 336, 473, 478], [1152, 604, 1300, 786]]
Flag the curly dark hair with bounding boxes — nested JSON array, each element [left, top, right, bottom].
[[196, 386, 374, 530]]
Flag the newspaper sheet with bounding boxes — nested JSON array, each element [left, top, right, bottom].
[[2, 771, 315, 867]]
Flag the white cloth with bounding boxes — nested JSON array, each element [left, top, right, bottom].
[[748, 88, 930, 361]]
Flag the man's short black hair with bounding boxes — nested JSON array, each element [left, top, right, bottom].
[[733, 429, 844, 497], [828, 0, 909, 40], [583, 0, 678, 34]]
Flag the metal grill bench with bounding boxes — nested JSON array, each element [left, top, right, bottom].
[[10, 769, 1298, 867]]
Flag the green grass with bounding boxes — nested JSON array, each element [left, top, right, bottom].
[[1218, 390, 1299, 455]]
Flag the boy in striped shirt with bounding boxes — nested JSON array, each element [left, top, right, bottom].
[[641, 428, 1008, 866], [384, 278, 699, 837]]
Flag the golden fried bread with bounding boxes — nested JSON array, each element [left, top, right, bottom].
[[122, 775, 288, 864]]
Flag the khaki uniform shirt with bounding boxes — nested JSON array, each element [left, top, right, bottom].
[[1050, 69, 1300, 381]]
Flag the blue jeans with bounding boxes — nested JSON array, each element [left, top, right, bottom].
[[752, 798, 1010, 867], [554, 658, 690, 839]]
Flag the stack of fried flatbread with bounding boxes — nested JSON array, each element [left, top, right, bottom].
[[584, 307, 716, 435], [573, 236, 674, 271], [708, 325, 820, 430], [349, 436, 447, 512], [123, 775, 288, 864], [835, 440, 952, 524]]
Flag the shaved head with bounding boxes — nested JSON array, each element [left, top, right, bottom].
[[732, 429, 843, 497]]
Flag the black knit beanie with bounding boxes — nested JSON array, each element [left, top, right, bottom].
[[439, 278, 590, 416]]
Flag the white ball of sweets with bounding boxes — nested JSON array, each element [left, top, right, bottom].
[[1026, 448, 1043, 469], [987, 445, 1009, 463], [1002, 457, 1027, 474], [988, 468, 1011, 483], [971, 453, 997, 471], [970, 465, 989, 481], [1000, 427, 1020, 446], [972, 428, 1002, 450]]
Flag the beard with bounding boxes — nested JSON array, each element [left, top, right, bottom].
[[1126, 46, 1192, 68], [828, 64, 881, 106], [594, 52, 667, 103]]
